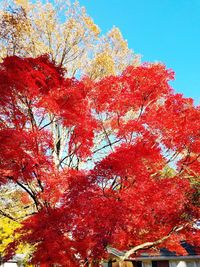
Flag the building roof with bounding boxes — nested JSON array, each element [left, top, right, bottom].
[[107, 242, 200, 261]]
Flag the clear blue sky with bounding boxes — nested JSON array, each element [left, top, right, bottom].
[[79, 0, 200, 104]]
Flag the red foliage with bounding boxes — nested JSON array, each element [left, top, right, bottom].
[[0, 55, 199, 265]]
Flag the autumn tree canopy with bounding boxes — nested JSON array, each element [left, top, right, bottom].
[[0, 0, 140, 258], [0, 53, 199, 266], [0, 1, 199, 266]]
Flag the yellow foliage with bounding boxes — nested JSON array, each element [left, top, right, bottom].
[[88, 52, 115, 80], [0, 0, 140, 78], [83, 16, 100, 36], [107, 27, 128, 50], [0, 185, 35, 261], [0, 216, 34, 265], [85, 26, 140, 79], [14, 0, 28, 10], [0, 217, 20, 254]]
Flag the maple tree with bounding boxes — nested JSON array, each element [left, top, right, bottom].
[[0, 54, 199, 266], [0, 0, 139, 258]]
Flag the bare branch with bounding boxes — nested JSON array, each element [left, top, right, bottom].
[[92, 138, 122, 154], [0, 209, 18, 222], [15, 180, 40, 210], [120, 223, 191, 261]]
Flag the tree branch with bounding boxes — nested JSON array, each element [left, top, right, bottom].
[[120, 223, 191, 261], [0, 209, 18, 222], [15, 180, 40, 210], [92, 138, 122, 154]]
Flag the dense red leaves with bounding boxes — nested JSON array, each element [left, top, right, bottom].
[[93, 141, 165, 182], [0, 55, 97, 159], [0, 128, 52, 184], [143, 94, 200, 151], [91, 63, 174, 114], [0, 55, 200, 265], [91, 143, 196, 251], [0, 55, 64, 99]]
